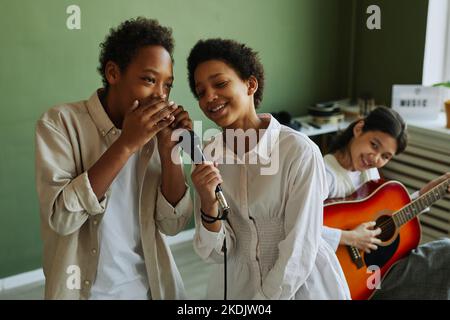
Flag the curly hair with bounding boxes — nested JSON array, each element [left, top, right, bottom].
[[187, 38, 265, 108], [98, 17, 174, 88]]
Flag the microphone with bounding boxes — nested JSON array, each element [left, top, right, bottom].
[[178, 130, 230, 218]]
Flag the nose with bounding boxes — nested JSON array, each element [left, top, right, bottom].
[[203, 87, 218, 104], [373, 153, 381, 165], [151, 83, 167, 101]]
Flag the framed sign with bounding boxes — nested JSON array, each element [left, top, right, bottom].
[[392, 85, 441, 120]]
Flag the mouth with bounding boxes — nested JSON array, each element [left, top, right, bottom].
[[361, 156, 372, 169], [207, 102, 228, 116]]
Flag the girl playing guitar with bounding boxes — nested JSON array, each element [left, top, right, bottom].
[[322, 106, 450, 299]]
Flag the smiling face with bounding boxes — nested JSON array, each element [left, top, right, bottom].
[[349, 121, 398, 171], [106, 45, 174, 119], [193, 60, 257, 129]]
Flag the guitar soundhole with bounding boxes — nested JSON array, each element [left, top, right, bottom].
[[364, 234, 400, 269], [375, 215, 396, 242]]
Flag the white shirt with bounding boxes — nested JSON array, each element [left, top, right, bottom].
[[193, 115, 350, 300], [324, 154, 380, 199], [90, 152, 150, 299]]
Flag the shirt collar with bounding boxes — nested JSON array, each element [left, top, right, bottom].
[[86, 89, 118, 137], [251, 113, 281, 161], [204, 114, 281, 163]]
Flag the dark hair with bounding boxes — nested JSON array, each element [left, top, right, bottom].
[[98, 17, 174, 88], [187, 38, 265, 108], [329, 106, 408, 155]]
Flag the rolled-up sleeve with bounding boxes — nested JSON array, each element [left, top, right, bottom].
[[256, 143, 328, 300], [35, 119, 106, 236], [155, 183, 193, 236]]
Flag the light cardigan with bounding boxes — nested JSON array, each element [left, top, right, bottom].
[[35, 90, 193, 299]]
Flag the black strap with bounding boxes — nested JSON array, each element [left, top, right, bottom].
[[200, 208, 228, 223]]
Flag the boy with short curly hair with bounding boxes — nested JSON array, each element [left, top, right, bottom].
[[35, 17, 193, 300]]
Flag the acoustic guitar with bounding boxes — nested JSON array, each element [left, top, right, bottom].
[[323, 178, 450, 300]]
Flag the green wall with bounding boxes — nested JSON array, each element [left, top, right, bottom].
[[0, 0, 353, 278], [352, 0, 429, 106]]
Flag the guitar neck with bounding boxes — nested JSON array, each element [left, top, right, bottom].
[[393, 178, 449, 227]]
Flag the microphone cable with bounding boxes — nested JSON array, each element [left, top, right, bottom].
[[200, 207, 229, 300], [178, 129, 231, 300]]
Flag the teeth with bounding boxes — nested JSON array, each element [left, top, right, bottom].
[[211, 104, 225, 112]]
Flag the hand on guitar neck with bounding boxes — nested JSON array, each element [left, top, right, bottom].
[[340, 222, 382, 254], [419, 172, 450, 196]]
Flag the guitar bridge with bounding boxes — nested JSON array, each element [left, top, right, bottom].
[[347, 245, 364, 269]]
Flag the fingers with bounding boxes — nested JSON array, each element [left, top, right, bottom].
[[141, 100, 176, 120], [193, 163, 221, 182], [170, 106, 193, 130], [127, 100, 139, 114], [147, 105, 177, 127], [170, 105, 185, 118], [149, 116, 174, 133], [370, 238, 383, 245], [366, 221, 376, 228], [192, 164, 222, 186], [203, 171, 223, 185], [134, 100, 193, 131]]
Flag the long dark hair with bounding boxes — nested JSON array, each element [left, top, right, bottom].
[[329, 107, 408, 155]]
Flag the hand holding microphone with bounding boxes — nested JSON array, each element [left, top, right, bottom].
[[191, 162, 223, 217], [179, 130, 230, 225]]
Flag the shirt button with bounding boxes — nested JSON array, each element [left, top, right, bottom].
[[84, 280, 91, 286], [101, 130, 106, 136], [112, 129, 117, 135], [91, 248, 97, 255], [92, 219, 98, 225]]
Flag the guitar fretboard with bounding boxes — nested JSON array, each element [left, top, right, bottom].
[[394, 178, 449, 227]]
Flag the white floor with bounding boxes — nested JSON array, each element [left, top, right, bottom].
[[0, 241, 212, 300]]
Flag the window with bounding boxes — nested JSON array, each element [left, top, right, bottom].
[[422, 0, 450, 85]]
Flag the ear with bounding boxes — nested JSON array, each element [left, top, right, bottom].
[[105, 61, 121, 86], [353, 120, 365, 137], [247, 76, 258, 96]]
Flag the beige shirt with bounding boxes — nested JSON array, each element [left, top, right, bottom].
[[35, 91, 193, 300]]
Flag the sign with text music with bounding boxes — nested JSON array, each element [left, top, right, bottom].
[[392, 85, 441, 120]]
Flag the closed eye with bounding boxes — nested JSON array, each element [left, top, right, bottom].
[[142, 77, 156, 84], [215, 81, 228, 88]]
